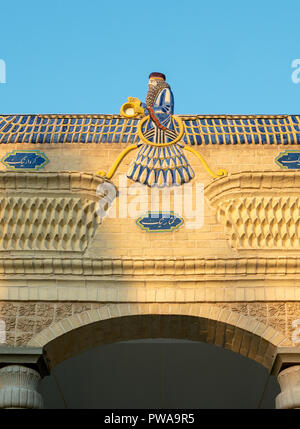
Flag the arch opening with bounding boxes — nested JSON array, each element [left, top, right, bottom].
[[29, 310, 283, 371], [39, 338, 280, 409]]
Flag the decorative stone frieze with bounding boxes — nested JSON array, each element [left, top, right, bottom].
[[206, 172, 300, 250], [0, 256, 300, 277]]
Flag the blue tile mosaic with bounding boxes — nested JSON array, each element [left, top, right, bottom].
[[0, 114, 299, 145], [1, 150, 49, 170], [275, 150, 300, 169], [136, 212, 184, 232]]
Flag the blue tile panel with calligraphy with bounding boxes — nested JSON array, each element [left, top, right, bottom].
[[1, 114, 300, 145], [1, 150, 49, 170], [136, 212, 184, 232], [275, 150, 300, 169]]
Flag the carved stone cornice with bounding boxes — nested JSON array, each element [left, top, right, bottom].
[[205, 171, 300, 203], [0, 171, 111, 197], [0, 256, 299, 277], [272, 347, 300, 376], [0, 346, 48, 377], [0, 172, 115, 253], [206, 171, 300, 250]]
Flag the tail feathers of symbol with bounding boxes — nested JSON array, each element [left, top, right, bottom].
[[127, 142, 194, 187]]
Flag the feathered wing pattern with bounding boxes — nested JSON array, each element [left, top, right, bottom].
[[127, 141, 194, 187]]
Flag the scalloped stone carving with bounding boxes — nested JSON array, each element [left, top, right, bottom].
[[218, 196, 300, 249], [0, 172, 114, 253], [0, 196, 98, 251], [206, 172, 300, 250]]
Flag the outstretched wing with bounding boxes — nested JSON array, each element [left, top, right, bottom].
[[180, 115, 300, 145], [0, 114, 299, 145]]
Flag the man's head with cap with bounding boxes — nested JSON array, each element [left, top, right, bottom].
[[148, 72, 166, 90], [146, 72, 170, 107], [149, 72, 166, 81]]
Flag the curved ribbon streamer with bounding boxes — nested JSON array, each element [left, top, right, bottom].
[[184, 146, 228, 179], [97, 144, 138, 179]]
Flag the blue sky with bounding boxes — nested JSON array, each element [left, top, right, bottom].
[[0, 0, 300, 114]]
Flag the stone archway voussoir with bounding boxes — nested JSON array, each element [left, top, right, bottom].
[[27, 303, 290, 368]]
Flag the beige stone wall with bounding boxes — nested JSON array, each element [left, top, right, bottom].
[[0, 141, 299, 369], [0, 143, 288, 259]]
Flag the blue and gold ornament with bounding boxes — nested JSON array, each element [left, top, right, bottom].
[[97, 72, 227, 185]]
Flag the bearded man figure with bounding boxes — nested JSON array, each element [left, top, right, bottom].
[[127, 72, 195, 187]]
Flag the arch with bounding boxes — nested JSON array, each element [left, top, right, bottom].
[[27, 303, 289, 371]]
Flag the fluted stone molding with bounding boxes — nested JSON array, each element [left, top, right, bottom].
[[276, 365, 300, 409], [206, 171, 300, 250], [0, 171, 115, 253], [0, 255, 300, 277], [0, 365, 43, 409]]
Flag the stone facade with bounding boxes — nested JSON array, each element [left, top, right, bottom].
[[0, 114, 300, 407]]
